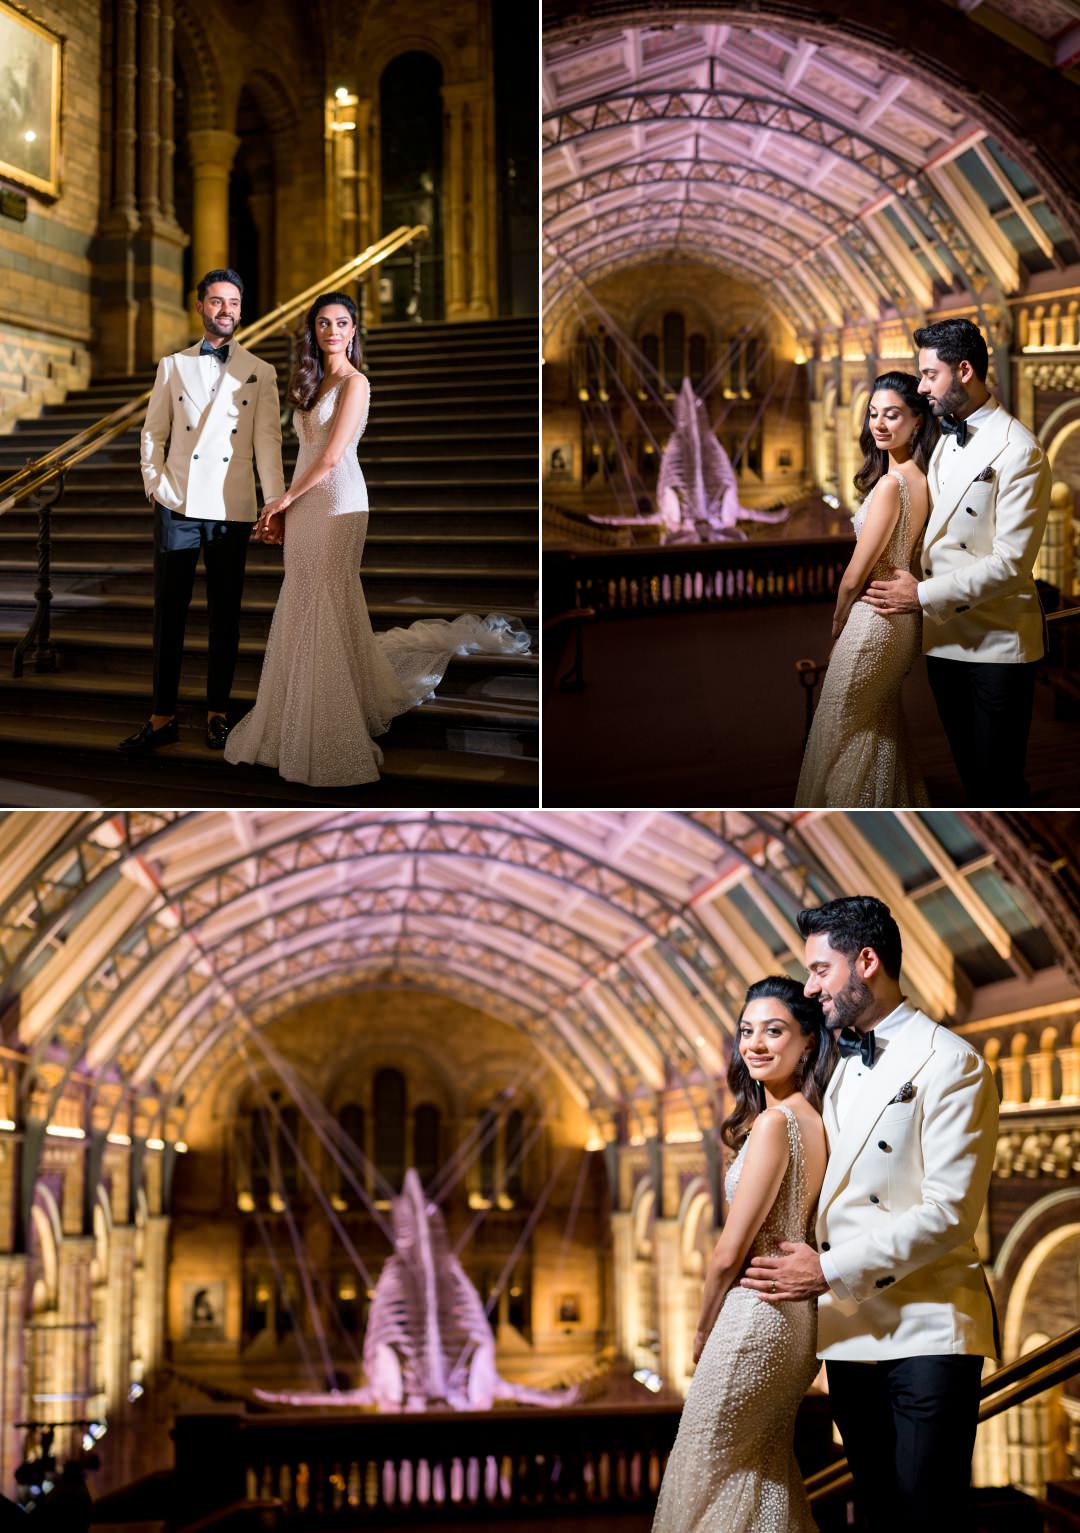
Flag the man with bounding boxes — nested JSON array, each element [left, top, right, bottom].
[[119, 268, 285, 754], [862, 317, 1050, 805], [742, 895, 998, 1533]]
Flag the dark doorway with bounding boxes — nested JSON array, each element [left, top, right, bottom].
[[379, 52, 444, 322], [493, 0, 538, 315], [230, 88, 275, 320]]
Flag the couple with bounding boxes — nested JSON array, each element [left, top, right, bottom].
[[121, 267, 528, 787], [796, 317, 1051, 808], [653, 895, 998, 1533]]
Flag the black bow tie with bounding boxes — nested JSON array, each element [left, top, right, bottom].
[[838, 1028, 877, 1067], [200, 340, 229, 361], [939, 414, 968, 447]]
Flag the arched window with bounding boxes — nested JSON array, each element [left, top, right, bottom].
[[414, 1103, 440, 1188], [602, 332, 617, 395], [504, 1108, 524, 1200], [662, 311, 685, 389], [338, 1103, 365, 1203], [380, 52, 444, 319], [478, 1109, 497, 1201], [373, 1069, 406, 1193], [251, 1107, 272, 1206], [688, 333, 707, 388], [278, 1106, 300, 1197], [641, 333, 660, 384]]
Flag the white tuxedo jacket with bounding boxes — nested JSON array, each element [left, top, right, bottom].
[[918, 401, 1050, 664], [140, 341, 285, 521], [816, 1007, 998, 1362]]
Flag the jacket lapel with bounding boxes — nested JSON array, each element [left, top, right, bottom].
[[923, 406, 1011, 551], [177, 342, 211, 412], [818, 1010, 936, 1215]]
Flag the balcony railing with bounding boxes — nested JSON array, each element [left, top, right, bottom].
[[544, 535, 855, 622]]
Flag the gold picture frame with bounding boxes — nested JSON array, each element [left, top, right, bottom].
[[0, 0, 62, 199]]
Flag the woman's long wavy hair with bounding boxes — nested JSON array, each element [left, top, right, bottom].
[[720, 976, 834, 1151], [288, 291, 363, 412], [853, 370, 938, 501]]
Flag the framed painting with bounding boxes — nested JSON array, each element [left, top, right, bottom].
[[0, 1, 62, 199]]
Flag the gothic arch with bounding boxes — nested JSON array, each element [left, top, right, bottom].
[[172, 1, 224, 131]]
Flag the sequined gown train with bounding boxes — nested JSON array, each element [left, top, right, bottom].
[[795, 469, 927, 807], [651, 1105, 819, 1533], [225, 377, 529, 786]]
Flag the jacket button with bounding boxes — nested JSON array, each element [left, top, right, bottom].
[[877, 1140, 890, 1151], [875, 1276, 895, 1289], [232, 429, 237, 435], [869, 1195, 880, 1204], [959, 543, 967, 551], [179, 394, 183, 401], [965, 506, 976, 515], [242, 399, 248, 405], [187, 426, 192, 431], [957, 605, 969, 613], [193, 453, 199, 459], [223, 456, 228, 462], [923, 569, 930, 577], [820, 1242, 830, 1252]]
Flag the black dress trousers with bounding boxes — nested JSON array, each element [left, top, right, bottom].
[[926, 654, 1039, 806], [826, 1354, 985, 1533], [152, 502, 252, 715]]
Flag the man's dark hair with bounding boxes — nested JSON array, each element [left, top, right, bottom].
[[913, 317, 989, 382], [797, 895, 903, 980], [197, 268, 244, 301]]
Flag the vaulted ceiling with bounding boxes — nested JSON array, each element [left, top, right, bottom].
[[542, 5, 1080, 341], [2, 811, 1076, 1143]]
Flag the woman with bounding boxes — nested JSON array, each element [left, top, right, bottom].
[[652, 976, 833, 1533], [225, 291, 528, 787], [795, 372, 936, 807]]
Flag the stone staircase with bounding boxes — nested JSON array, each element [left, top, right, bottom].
[[0, 317, 538, 806]]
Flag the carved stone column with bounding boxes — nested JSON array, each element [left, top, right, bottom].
[[138, 0, 161, 223], [0, 1255, 28, 1496], [113, 0, 138, 227], [56, 1237, 94, 1464], [610, 1210, 637, 1360], [187, 130, 241, 321], [443, 86, 468, 320], [467, 87, 494, 319], [157, 0, 177, 225], [104, 1225, 136, 1476], [140, 1215, 170, 1378], [653, 1216, 687, 1394]]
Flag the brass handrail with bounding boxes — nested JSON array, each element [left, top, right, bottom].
[[0, 224, 427, 514], [1046, 605, 1080, 624], [806, 1323, 1080, 1504]]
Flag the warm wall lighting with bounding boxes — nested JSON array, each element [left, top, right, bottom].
[[237, 1191, 255, 1212], [107, 1132, 132, 1146], [145, 1137, 165, 1151], [335, 87, 350, 101], [0, 1119, 15, 1132], [330, 120, 356, 133], [46, 1124, 85, 1139]]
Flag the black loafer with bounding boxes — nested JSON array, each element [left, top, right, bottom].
[[117, 718, 179, 755], [206, 715, 230, 750]]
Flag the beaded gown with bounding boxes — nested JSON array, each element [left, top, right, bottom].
[[795, 469, 928, 807], [651, 1105, 820, 1533], [225, 376, 529, 786]]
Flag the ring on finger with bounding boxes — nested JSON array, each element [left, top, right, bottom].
[[771, 1279, 777, 1293]]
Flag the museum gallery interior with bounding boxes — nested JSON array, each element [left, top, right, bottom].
[[0, 0, 537, 809], [0, 808, 1076, 1530], [542, 0, 1080, 806]]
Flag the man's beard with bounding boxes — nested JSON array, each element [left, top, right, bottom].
[[930, 375, 968, 418], [205, 314, 235, 338], [828, 969, 874, 1031]]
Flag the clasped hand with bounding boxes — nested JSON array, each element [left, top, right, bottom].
[[255, 496, 288, 544]]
